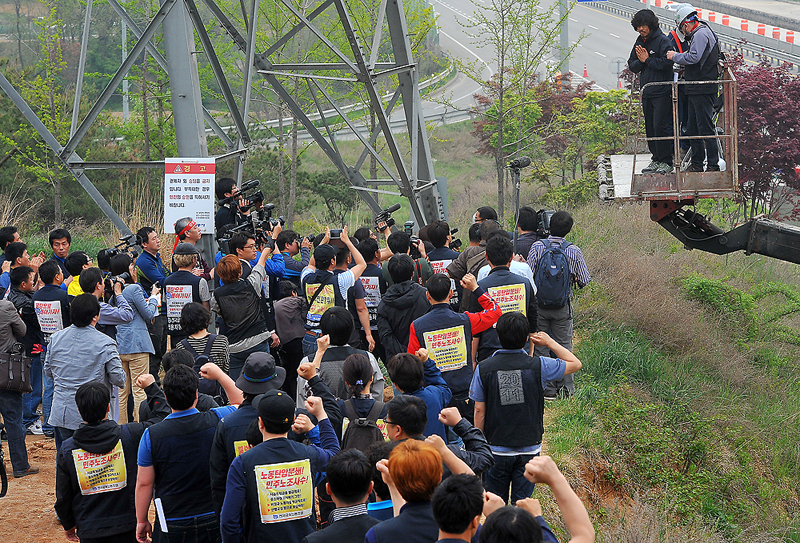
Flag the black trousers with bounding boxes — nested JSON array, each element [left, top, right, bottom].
[[643, 93, 675, 166], [686, 92, 719, 168]]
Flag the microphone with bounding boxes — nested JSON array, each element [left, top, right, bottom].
[[509, 156, 531, 169]]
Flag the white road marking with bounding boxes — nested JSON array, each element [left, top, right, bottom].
[[439, 30, 494, 79], [594, 51, 607, 57], [588, 24, 598, 29], [609, 33, 620, 38], [569, 17, 578, 22]]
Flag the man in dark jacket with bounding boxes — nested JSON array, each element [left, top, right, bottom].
[[55, 379, 170, 542], [629, 9, 675, 175], [376, 254, 430, 362], [302, 449, 379, 543], [7, 267, 45, 435]]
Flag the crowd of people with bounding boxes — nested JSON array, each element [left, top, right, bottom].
[[0, 187, 595, 543]]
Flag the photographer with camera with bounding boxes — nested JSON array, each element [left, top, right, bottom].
[[135, 227, 170, 379], [163, 243, 212, 347], [276, 229, 312, 281], [300, 227, 366, 358], [215, 177, 251, 232], [427, 220, 462, 312], [79, 267, 135, 340], [171, 217, 213, 280], [107, 254, 161, 423], [515, 207, 542, 258], [379, 230, 433, 287]]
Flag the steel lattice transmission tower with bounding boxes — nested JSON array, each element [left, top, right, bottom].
[[0, 0, 445, 240]]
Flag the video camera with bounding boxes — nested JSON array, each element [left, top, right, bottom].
[[98, 235, 139, 272], [535, 209, 555, 238], [404, 220, 423, 260], [218, 179, 264, 213], [216, 202, 286, 254], [375, 203, 401, 232]]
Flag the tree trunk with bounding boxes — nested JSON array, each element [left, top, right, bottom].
[[289, 82, 298, 227], [53, 176, 62, 224], [496, 15, 506, 221], [14, 0, 24, 68], [278, 102, 287, 220]]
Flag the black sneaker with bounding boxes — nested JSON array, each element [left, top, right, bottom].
[[641, 160, 660, 173], [13, 465, 39, 478], [706, 165, 720, 171], [685, 164, 704, 173]]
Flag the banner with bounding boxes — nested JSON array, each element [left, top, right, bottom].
[[72, 440, 127, 495], [255, 459, 314, 523], [34, 300, 64, 335], [164, 158, 215, 234]]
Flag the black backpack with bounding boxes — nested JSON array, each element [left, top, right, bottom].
[[341, 400, 385, 452], [180, 335, 224, 400], [534, 241, 572, 309]]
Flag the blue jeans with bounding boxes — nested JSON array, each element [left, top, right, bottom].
[[153, 512, 221, 543], [42, 371, 54, 432], [228, 339, 270, 381], [22, 354, 42, 428], [484, 453, 538, 504], [302, 330, 320, 358], [0, 389, 30, 472]]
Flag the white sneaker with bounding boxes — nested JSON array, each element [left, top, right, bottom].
[[27, 420, 43, 435]]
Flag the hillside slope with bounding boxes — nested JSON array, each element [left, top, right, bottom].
[[540, 204, 800, 542]]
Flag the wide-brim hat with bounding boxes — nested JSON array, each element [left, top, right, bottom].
[[235, 352, 286, 395]]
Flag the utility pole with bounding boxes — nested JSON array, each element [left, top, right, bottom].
[[559, 0, 569, 77]]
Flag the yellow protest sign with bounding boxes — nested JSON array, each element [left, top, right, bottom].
[[306, 283, 335, 318], [72, 440, 127, 496], [234, 440, 252, 457], [255, 459, 313, 523], [487, 284, 527, 315], [423, 326, 468, 372]]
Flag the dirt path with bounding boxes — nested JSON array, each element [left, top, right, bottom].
[[1, 435, 63, 543]]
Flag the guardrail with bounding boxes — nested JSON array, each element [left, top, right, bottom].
[[587, 0, 800, 71]]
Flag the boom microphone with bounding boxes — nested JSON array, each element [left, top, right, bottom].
[[509, 156, 531, 169]]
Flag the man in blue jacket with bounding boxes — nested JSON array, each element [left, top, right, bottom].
[[135, 227, 170, 378], [629, 9, 675, 175], [220, 390, 340, 543]]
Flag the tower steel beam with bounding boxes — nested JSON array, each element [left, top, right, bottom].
[[105, 0, 235, 149], [0, 72, 133, 238]]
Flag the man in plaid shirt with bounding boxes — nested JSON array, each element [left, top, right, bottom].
[[526, 211, 590, 400]]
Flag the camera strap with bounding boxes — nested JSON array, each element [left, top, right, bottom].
[[308, 274, 335, 308]]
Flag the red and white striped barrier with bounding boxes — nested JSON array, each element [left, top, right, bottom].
[[741, 20, 748, 31], [722, 14, 729, 25], [708, 12, 716, 22], [773, 27, 781, 39], [758, 23, 766, 36], [788, 31, 795, 44]]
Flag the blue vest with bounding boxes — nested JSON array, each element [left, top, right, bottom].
[[148, 411, 220, 519]]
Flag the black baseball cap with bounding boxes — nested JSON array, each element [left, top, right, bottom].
[[253, 389, 296, 426], [235, 352, 286, 395], [173, 242, 200, 256], [314, 243, 337, 262]]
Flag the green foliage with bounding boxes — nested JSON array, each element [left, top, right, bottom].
[[478, 88, 543, 153], [541, 171, 598, 208], [299, 170, 360, 227]]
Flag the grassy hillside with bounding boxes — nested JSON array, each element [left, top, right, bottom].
[[539, 204, 800, 542]]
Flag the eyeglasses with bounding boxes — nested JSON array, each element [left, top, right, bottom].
[[385, 419, 396, 426], [243, 244, 256, 249]]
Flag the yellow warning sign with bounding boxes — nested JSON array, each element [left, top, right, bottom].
[[72, 440, 127, 496], [487, 284, 526, 315], [255, 459, 314, 523], [423, 326, 468, 372]]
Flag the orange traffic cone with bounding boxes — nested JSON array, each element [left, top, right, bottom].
[[583, 64, 588, 78]]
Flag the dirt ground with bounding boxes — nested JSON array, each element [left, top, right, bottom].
[[1, 435, 63, 543]]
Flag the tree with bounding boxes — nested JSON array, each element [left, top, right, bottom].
[[733, 57, 800, 218], [300, 169, 359, 227], [458, 0, 577, 220]]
